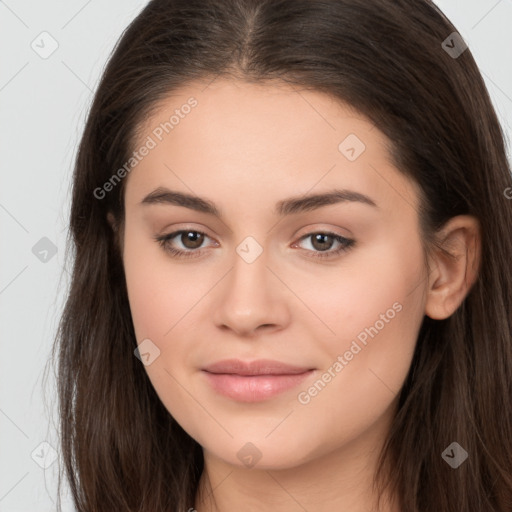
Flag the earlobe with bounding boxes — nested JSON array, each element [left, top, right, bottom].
[[424, 215, 481, 320]]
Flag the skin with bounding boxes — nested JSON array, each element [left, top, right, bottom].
[[116, 78, 480, 512]]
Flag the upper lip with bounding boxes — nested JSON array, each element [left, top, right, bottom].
[[202, 359, 313, 376]]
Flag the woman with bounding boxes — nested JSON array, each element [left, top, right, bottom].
[[53, 0, 512, 510]]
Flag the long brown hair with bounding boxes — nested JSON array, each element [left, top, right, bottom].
[[51, 0, 512, 510]]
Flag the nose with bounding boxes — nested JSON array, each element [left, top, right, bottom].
[[212, 244, 291, 338]]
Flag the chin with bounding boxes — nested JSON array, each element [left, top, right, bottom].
[[200, 433, 319, 471]]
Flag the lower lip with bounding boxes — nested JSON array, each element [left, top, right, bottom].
[[202, 370, 314, 402]]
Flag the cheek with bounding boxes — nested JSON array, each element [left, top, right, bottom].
[[304, 230, 426, 400], [283, 244, 426, 456], [123, 233, 164, 342], [123, 227, 203, 434], [300, 230, 426, 349], [123, 221, 200, 341], [122, 222, 213, 403]]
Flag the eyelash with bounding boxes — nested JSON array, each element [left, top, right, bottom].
[[154, 229, 355, 260]]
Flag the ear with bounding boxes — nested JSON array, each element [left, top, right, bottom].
[[424, 215, 481, 320]]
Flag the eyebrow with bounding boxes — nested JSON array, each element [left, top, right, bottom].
[[140, 186, 378, 217]]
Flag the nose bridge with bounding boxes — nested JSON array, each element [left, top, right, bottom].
[[227, 235, 272, 307], [213, 234, 288, 334]]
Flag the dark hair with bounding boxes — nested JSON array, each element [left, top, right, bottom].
[[52, 0, 512, 510]]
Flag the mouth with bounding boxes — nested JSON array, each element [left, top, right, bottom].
[[201, 359, 315, 402]]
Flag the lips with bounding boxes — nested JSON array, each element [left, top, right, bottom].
[[201, 359, 315, 402], [202, 358, 313, 376]]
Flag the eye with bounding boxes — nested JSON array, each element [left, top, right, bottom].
[[154, 229, 355, 260], [154, 229, 215, 259], [292, 232, 355, 260]]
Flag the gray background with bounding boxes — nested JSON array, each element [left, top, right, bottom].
[[1, 1, 511, 510]]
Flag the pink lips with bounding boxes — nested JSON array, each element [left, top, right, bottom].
[[201, 359, 314, 402]]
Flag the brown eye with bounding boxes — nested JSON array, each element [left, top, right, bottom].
[[295, 231, 355, 260], [179, 231, 204, 249], [310, 233, 336, 252], [154, 229, 354, 261], [154, 229, 212, 259]]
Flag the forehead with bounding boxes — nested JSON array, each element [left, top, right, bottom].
[[133, 78, 377, 163], [124, 78, 420, 219]]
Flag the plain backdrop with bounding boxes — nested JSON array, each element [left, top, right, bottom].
[[1, 1, 511, 510]]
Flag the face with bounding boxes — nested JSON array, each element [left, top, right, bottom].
[[121, 78, 428, 470]]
